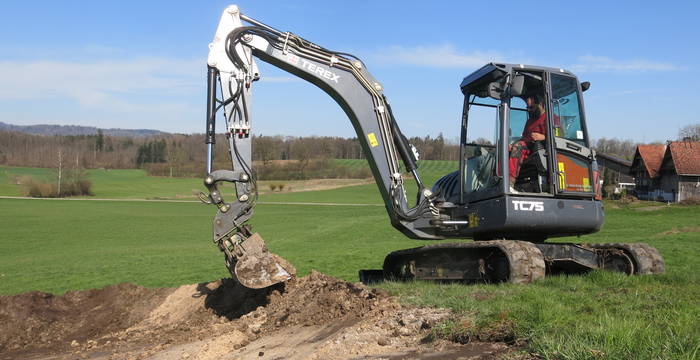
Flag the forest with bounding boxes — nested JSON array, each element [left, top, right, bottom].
[[2, 126, 693, 181], [0, 130, 463, 179]]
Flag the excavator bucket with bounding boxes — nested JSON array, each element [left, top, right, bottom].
[[231, 233, 296, 289]]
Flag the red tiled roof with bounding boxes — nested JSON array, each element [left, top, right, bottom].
[[668, 142, 700, 175], [635, 144, 666, 178]]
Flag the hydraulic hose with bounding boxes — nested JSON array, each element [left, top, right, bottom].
[[205, 66, 218, 174], [384, 97, 418, 174]]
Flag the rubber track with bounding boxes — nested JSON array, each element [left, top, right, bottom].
[[587, 243, 665, 274], [384, 240, 546, 284]]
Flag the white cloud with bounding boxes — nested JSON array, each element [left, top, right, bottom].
[[372, 44, 504, 69], [0, 57, 207, 131], [570, 55, 680, 73], [0, 57, 203, 106]]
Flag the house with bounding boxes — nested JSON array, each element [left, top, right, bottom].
[[659, 142, 700, 202], [595, 152, 635, 196], [630, 144, 666, 200], [595, 152, 635, 183], [631, 142, 700, 202]]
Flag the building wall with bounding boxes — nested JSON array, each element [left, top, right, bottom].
[[633, 165, 655, 200], [679, 176, 700, 201], [634, 171, 677, 202], [660, 173, 679, 200]]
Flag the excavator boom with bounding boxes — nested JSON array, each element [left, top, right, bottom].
[[201, 6, 438, 287]]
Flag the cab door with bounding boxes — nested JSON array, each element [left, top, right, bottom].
[[547, 73, 595, 196]]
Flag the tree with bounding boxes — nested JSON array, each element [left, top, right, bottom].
[[136, 143, 151, 166], [474, 137, 492, 145], [253, 135, 279, 165], [433, 133, 445, 160], [57, 146, 63, 196], [95, 129, 104, 152], [291, 138, 315, 179], [679, 124, 700, 141], [136, 139, 168, 167], [593, 138, 637, 160]]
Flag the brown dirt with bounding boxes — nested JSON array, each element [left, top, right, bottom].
[[0, 272, 519, 360], [656, 226, 700, 236], [633, 205, 668, 212], [258, 178, 374, 194]]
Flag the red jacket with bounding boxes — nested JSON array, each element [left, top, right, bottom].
[[521, 112, 560, 142]]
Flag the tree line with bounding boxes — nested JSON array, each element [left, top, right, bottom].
[[2, 127, 697, 179], [0, 130, 461, 173]]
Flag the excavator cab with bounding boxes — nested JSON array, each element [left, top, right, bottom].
[[459, 63, 594, 199], [431, 63, 604, 241], [383, 64, 663, 284]]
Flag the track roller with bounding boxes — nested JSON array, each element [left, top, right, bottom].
[[587, 243, 665, 275]]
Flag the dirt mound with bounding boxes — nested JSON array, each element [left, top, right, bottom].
[[250, 271, 391, 329], [0, 283, 171, 357], [0, 272, 516, 360]]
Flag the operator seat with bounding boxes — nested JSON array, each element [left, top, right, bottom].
[[514, 141, 548, 193]]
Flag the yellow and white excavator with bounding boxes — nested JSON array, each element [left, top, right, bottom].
[[200, 5, 664, 289]]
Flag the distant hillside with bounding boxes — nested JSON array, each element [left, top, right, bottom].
[[0, 122, 167, 137]]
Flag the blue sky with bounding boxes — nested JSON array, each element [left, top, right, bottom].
[[1, 1, 697, 143]]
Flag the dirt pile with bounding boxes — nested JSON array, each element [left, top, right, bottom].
[[245, 270, 393, 329], [0, 272, 515, 359], [0, 283, 171, 356]]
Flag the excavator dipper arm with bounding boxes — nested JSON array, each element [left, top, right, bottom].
[[201, 6, 439, 288]]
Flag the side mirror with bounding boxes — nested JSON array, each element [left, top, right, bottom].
[[487, 81, 504, 100], [581, 81, 591, 92], [510, 75, 525, 97]]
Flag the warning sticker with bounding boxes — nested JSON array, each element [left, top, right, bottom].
[[583, 177, 591, 191], [367, 133, 379, 147], [558, 162, 566, 189], [468, 213, 479, 228]]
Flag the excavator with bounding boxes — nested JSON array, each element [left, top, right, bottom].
[[200, 5, 665, 289]]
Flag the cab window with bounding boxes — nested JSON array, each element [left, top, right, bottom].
[[508, 96, 527, 144], [551, 74, 586, 146], [462, 95, 500, 196]]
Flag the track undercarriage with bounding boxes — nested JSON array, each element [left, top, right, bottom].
[[360, 241, 665, 285]]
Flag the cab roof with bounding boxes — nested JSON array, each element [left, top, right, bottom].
[[460, 63, 577, 94]]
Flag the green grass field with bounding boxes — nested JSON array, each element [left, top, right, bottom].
[[0, 166, 202, 199], [1, 165, 698, 359], [0, 160, 458, 204], [383, 204, 700, 360]]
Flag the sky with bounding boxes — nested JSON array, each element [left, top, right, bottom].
[[0, 0, 698, 143]]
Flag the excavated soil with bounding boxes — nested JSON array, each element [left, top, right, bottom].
[[0, 272, 517, 359]]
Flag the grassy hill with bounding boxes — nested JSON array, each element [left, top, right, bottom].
[[335, 158, 458, 184]]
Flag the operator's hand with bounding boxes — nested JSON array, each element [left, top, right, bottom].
[[531, 132, 545, 141]]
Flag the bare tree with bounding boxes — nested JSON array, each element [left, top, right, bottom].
[[593, 138, 638, 160], [679, 124, 700, 141], [253, 135, 279, 165], [57, 146, 63, 195]]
